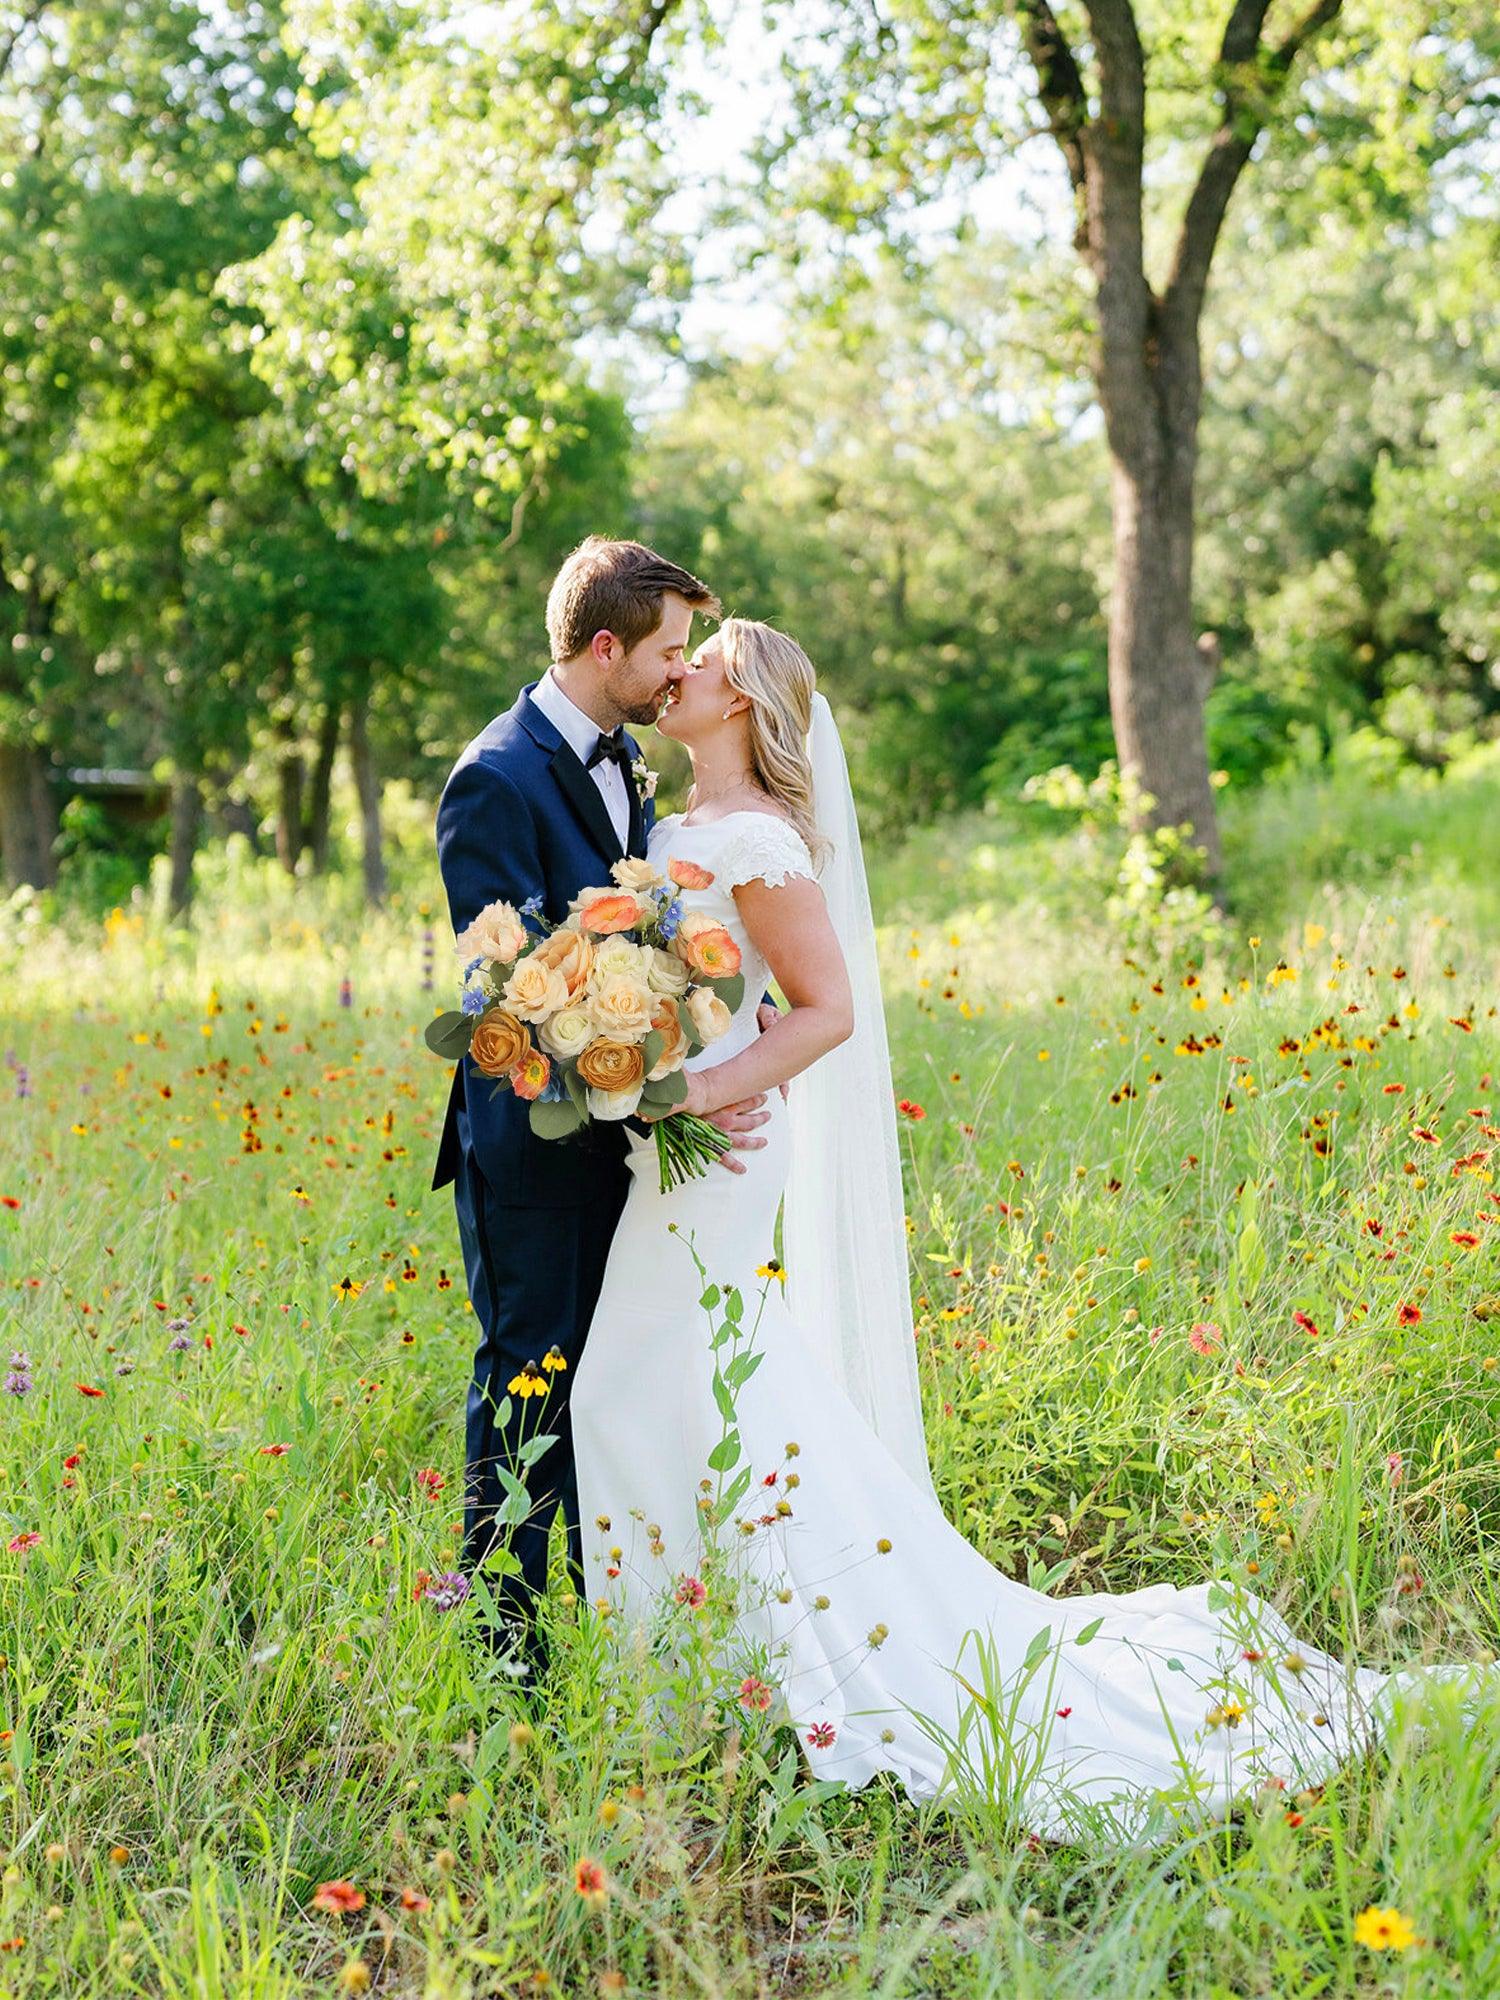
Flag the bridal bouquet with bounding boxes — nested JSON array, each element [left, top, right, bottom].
[[425, 858, 747, 1191]]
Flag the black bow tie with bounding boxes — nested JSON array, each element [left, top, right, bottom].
[[585, 727, 630, 773]]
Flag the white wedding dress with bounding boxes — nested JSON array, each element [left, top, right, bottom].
[[570, 807, 1476, 1842]]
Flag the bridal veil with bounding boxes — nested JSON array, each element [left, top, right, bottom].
[[782, 692, 939, 1502]]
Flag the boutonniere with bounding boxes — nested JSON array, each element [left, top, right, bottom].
[[631, 756, 659, 801]]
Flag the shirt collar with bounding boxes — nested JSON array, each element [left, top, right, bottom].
[[532, 667, 612, 767]]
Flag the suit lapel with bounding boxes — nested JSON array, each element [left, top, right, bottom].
[[550, 741, 624, 866]]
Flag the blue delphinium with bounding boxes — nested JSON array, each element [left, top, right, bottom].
[[538, 1067, 565, 1103]]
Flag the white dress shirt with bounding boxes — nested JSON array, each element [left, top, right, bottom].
[[532, 667, 632, 850]]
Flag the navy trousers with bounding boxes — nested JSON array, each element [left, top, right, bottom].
[[453, 1149, 630, 1664]]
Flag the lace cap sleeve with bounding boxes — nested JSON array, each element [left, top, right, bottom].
[[716, 814, 817, 893]]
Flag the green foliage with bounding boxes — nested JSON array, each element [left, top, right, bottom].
[[3, 776, 1498, 1991]]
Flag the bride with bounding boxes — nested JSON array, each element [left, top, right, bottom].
[[568, 617, 1475, 1842]]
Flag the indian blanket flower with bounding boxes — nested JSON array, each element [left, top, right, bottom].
[[738, 1676, 773, 1713], [1188, 1322, 1221, 1355], [805, 1722, 836, 1748], [674, 1574, 706, 1608], [1397, 1302, 1422, 1326], [574, 1857, 610, 1909], [312, 1880, 365, 1915]]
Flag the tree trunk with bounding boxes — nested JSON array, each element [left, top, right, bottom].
[[305, 700, 340, 873], [1102, 389, 1224, 880], [0, 741, 58, 890], [347, 679, 387, 908], [167, 774, 202, 917], [275, 746, 304, 874]]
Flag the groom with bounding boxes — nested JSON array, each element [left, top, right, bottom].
[[432, 535, 771, 1684]]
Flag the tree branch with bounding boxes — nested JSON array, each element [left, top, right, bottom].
[[1163, 0, 1343, 333], [1013, 0, 1089, 231], [0, 0, 46, 87]]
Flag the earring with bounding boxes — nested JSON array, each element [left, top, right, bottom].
[[722, 706, 734, 720]]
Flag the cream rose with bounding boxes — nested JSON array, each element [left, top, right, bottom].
[[686, 986, 732, 1044], [501, 956, 570, 1024], [646, 998, 689, 1080], [529, 925, 594, 1000], [455, 898, 528, 968], [537, 1005, 595, 1061], [611, 856, 666, 893], [589, 975, 655, 1043], [593, 932, 650, 983], [643, 946, 690, 999], [586, 1082, 645, 1121]]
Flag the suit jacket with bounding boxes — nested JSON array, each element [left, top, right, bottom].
[[431, 682, 654, 1204]]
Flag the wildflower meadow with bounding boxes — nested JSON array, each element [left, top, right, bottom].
[[2, 748, 1497, 1997]]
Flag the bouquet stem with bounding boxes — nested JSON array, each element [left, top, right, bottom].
[[655, 1112, 733, 1193]]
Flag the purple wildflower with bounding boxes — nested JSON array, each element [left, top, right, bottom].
[[4, 1354, 32, 1397], [421, 1572, 470, 1612], [338, 977, 353, 1009], [168, 1334, 194, 1353]]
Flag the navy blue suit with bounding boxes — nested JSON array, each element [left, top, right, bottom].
[[432, 682, 653, 1667]]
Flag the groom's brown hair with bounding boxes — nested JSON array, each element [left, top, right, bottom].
[[546, 536, 720, 662]]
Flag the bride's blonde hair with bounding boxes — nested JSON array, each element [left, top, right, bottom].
[[718, 617, 829, 868]]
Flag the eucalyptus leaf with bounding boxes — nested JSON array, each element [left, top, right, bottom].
[[424, 1011, 474, 1059], [529, 1098, 584, 1140]]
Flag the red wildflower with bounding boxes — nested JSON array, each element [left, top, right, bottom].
[[0, 1196, 20, 1212], [805, 1721, 837, 1748], [6, 1533, 41, 1554], [1292, 1310, 1319, 1337], [1188, 1322, 1221, 1355], [76, 1383, 104, 1398], [738, 1676, 773, 1712], [1056, 1706, 1073, 1719], [415, 1468, 445, 1498], [259, 1443, 291, 1457], [312, 1880, 365, 1914], [399, 1888, 431, 1913], [1397, 1302, 1421, 1326], [1450, 1231, 1480, 1249], [897, 1099, 926, 1120]]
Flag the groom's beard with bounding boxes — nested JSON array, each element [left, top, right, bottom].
[[618, 687, 671, 727]]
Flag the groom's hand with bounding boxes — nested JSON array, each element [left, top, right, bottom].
[[756, 1001, 788, 1102], [705, 1092, 771, 1174]]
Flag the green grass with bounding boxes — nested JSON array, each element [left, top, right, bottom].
[[1, 751, 1497, 1996]]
